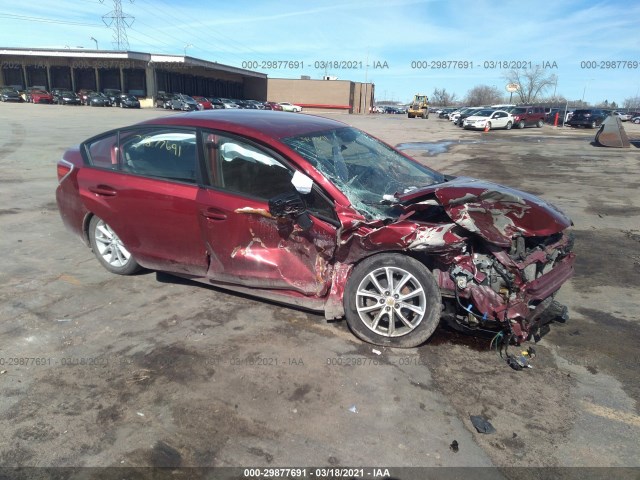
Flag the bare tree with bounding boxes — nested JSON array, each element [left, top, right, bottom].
[[465, 85, 503, 106], [503, 67, 558, 104], [623, 96, 640, 109], [431, 88, 457, 106]]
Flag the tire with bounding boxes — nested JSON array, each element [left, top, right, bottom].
[[590, 121, 597, 128], [518, 121, 525, 129], [505, 121, 512, 130], [88, 216, 141, 275], [633, 118, 640, 124], [344, 253, 441, 348], [408, 114, 413, 118], [486, 122, 491, 131], [537, 119, 544, 128]]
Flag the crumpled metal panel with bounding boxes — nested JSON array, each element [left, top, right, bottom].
[[398, 177, 572, 246]]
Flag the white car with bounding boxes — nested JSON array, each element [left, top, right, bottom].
[[463, 109, 514, 130], [279, 102, 302, 112], [613, 111, 631, 121]]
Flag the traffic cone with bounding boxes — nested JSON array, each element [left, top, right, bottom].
[[484, 123, 490, 133]]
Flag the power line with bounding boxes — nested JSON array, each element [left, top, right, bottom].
[[0, 13, 100, 27]]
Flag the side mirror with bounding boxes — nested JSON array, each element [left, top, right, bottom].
[[268, 191, 312, 232]]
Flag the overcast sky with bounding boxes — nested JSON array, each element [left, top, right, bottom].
[[1, 0, 639, 104]]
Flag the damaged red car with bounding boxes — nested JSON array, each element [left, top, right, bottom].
[[56, 110, 574, 347]]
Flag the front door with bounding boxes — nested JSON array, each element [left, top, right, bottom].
[[196, 132, 338, 296]]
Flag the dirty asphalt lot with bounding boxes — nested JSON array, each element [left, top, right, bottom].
[[0, 104, 638, 476]]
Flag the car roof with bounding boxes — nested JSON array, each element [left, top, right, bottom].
[[139, 109, 348, 139]]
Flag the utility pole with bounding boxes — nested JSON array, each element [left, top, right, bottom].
[[100, 0, 135, 50]]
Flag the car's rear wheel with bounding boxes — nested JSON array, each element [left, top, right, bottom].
[[89, 216, 140, 275], [506, 121, 513, 130], [344, 254, 441, 348], [486, 122, 491, 131], [634, 118, 640, 124], [537, 119, 544, 128], [518, 121, 525, 129]]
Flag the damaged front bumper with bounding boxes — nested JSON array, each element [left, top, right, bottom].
[[438, 233, 575, 343]]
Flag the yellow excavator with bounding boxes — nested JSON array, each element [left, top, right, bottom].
[[407, 94, 429, 119]]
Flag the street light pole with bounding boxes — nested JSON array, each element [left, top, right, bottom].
[[184, 44, 193, 56], [90, 37, 99, 49]]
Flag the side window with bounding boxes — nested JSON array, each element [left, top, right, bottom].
[[119, 129, 198, 183], [85, 133, 118, 170], [202, 132, 338, 221], [205, 133, 296, 199]]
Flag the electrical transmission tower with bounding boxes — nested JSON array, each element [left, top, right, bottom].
[[100, 0, 135, 50]]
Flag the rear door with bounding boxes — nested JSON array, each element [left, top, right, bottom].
[[78, 127, 209, 275]]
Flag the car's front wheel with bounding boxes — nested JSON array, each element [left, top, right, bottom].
[[89, 216, 141, 275], [518, 121, 525, 129], [505, 121, 513, 130], [591, 120, 597, 128], [344, 254, 441, 348]]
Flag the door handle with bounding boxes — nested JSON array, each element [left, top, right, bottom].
[[202, 208, 227, 220], [88, 185, 117, 196]]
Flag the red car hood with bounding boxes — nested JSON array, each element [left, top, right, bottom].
[[397, 177, 572, 246]]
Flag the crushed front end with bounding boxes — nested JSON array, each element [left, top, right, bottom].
[[397, 177, 576, 344]]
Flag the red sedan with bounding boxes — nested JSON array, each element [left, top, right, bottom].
[[192, 96, 213, 110], [30, 89, 54, 104], [56, 110, 574, 348]]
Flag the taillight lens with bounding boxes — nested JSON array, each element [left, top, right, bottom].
[[57, 160, 73, 183]]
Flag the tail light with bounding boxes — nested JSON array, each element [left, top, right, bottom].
[[57, 159, 74, 183]]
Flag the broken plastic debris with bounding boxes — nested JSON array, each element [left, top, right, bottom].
[[292, 170, 313, 194], [348, 405, 358, 414], [0, 370, 7, 375], [372, 349, 382, 356], [382, 194, 398, 203], [449, 440, 459, 452], [470, 415, 496, 434], [136, 412, 145, 417]]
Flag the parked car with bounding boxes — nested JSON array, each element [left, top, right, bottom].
[[463, 109, 514, 130], [23, 86, 46, 102], [545, 108, 571, 125], [612, 111, 631, 122], [279, 102, 302, 112], [51, 88, 66, 103], [264, 101, 283, 111], [168, 94, 199, 111], [566, 109, 610, 128], [29, 89, 54, 104], [118, 94, 141, 109], [632, 116, 640, 124], [0, 86, 23, 102], [207, 98, 225, 109], [192, 96, 213, 110], [104, 89, 122, 106], [507, 106, 546, 128], [56, 110, 575, 348], [217, 98, 240, 109], [455, 107, 484, 127], [87, 92, 112, 107], [155, 92, 174, 109], [77, 89, 95, 106], [438, 108, 455, 119], [448, 107, 468, 124], [57, 90, 81, 105]]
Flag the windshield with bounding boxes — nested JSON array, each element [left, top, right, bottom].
[[473, 109, 495, 117], [282, 127, 444, 219]]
